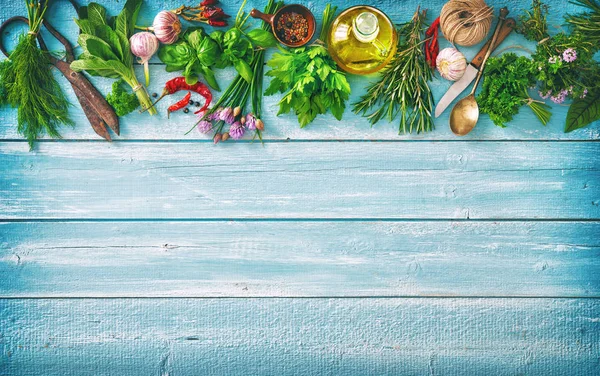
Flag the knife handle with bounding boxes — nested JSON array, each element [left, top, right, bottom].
[[470, 17, 516, 70]]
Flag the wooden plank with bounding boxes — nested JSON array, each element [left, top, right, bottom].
[[1, 298, 599, 375], [0, 0, 598, 141], [1, 141, 598, 220], [0, 221, 599, 298]]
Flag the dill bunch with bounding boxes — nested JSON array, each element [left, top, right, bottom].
[[353, 8, 434, 134], [1, 0, 72, 148]]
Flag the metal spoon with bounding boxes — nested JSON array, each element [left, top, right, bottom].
[[449, 7, 509, 136]]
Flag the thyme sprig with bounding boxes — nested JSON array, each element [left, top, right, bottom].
[[353, 8, 434, 134]]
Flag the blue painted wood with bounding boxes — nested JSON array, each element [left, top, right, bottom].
[[1, 141, 598, 219], [1, 221, 599, 297], [0, 0, 599, 374], [1, 298, 599, 375], [0, 0, 598, 140]]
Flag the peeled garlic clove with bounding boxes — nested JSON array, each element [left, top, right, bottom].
[[153, 11, 182, 45], [436, 47, 467, 81]]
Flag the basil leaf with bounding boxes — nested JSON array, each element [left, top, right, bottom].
[[210, 30, 225, 46], [565, 91, 600, 132], [233, 58, 253, 83], [223, 28, 241, 47], [247, 29, 277, 48], [158, 43, 194, 69], [187, 30, 205, 50], [199, 66, 220, 91], [197, 37, 219, 66], [87, 2, 107, 27]]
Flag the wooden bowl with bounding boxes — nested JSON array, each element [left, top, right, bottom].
[[250, 4, 316, 47]]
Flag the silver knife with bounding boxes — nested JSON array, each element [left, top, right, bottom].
[[435, 17, 516, 118]]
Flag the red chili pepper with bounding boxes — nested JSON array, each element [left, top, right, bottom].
[[167, 92, 191, 118], [145, 77, 213, 115], [200, 0, 218, 6], [425, 17, 440, 69], [202, 6, 229, 20], [208, 19, 227, 27]]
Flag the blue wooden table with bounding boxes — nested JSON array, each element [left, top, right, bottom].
[[1, 0, 599, 374]]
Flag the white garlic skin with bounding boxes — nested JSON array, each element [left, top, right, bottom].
[[436, 47, 467, 81], [130, 32, 159, 63], [153, 11, 182, 44]]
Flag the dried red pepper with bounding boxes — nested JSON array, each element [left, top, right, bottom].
[[144, 77, 212, 115], [425, 17, 440, 68], [167, 91, 191, 118]]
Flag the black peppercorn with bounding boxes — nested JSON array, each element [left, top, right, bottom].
[[188, 99, 194, 106], [195, 101, 201, 107], [183, 108, 190, 114], [152, 93, 158, 98]]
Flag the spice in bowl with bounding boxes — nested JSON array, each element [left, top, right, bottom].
[[276, 12, 309, 44]]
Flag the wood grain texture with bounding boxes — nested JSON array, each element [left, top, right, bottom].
[[1, 298, 599, 376], [0, 0, 598, 141], [1, 221, 599, 298], [1, 141, 598, 220]]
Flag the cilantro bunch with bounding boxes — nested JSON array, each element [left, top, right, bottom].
[[477, 53, 551, 127], [264, 4, 351, 127]]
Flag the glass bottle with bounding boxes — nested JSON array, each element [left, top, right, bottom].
[[327, 6, 397, 75]]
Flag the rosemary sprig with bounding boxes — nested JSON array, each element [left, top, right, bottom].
[[566, 0, 600, 52], [353, 8, 434, 134]]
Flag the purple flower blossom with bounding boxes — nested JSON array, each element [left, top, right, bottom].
[[219, 107, 235, 124], [208, 108, 222, 121], [245, 113, 257, 131], [229, 121, 245, 140], [550, 90, 568, 104], [562, 48, 577, 63], [539, 90, 552, 99], [581, 88, 588, 99], [197, 120, 212, 134]]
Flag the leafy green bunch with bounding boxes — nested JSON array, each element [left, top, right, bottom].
[[1, 0, 73, 148], [477, 53, 551, 128], [70, 0, 156, 115], [264, 4, 351, 128], [566, 0, 600, 52], [159, 0, 278, 90]]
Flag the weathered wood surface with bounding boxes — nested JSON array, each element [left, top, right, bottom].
[[0, 0, 598, 141], [1, 221, 599, 298], [1, 141, 599, 219], [1, 298, 599, 376], [1, 0, 599, 374]]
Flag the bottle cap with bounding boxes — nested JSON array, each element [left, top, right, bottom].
[[353, 11, 379, 43]]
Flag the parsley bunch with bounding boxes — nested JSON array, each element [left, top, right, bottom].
[[477, 53, 551, 127], [264, 4, 351, 127]]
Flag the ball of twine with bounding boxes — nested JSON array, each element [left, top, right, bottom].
[[440, 0, 494, 47]]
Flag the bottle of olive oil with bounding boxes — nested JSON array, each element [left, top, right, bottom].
[[327, 6, 397, 75]]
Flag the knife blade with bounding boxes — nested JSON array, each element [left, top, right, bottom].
[[434, 17, 516, 118]]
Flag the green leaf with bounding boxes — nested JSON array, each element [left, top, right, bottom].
[[199, 65, 220, 91], [210, 30, 225, 46], [70, 57, 130, 80], [87, 2, 107, 27], [94, 25, 124, 60], [74, 19, 95, 35], [247, 29, 277, 48], [565, 91, 600, 132], [196, 37, 219, 66], [116, 0, 142, 40], [233, 58, 253, 83], [78, 34, 119, 61], [187, 30, 206, 50], [158, 43, 194, 69], [223, 28, 242, 47]]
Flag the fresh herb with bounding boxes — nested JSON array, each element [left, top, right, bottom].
[[477, 53, 551, 127], [566, 90, 600, 132], [0, 0, 73, 148], [159, 1, 277, 90], [353, 8, 434, 134], [264, 4, 351, 128], [517, 0, 549, 41], [189, 0, 282, 142], [106, 79, 139, 116], [70, 0, 157, 115], [566, 0, 600, 52]]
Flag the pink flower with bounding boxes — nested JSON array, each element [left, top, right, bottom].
[[229, 121, 245, 139], [197, 120, 212, 134], [562, 48, 577, 63]]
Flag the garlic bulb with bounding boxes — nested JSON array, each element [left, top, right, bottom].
[[130, 32, 159, 86], [153, 11, 182, 45], [436, 48, 467, 81]]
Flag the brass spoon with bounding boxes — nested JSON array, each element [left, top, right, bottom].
[[449, 7, 509, 136]]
